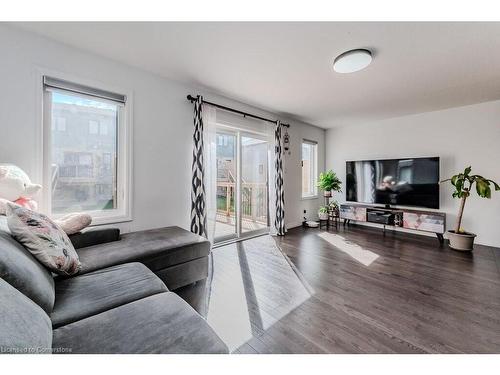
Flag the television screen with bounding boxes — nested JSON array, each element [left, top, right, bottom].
[[345, 157, 440, 209]]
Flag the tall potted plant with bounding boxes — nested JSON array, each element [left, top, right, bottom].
[[317, 170, 342, 197], [441, 166, 499, 251]]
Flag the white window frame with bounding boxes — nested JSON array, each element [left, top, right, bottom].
[[38, 70, 133, 226], [301, 139, 318, 199]]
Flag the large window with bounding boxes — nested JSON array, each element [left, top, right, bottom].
[[42, 76, 131, 224], [301, 140, 318, 198]]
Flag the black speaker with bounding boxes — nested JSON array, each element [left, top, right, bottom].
[[367, 211, 394, 225]]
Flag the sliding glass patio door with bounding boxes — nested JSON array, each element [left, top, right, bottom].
[[241, 134, 269, 235], [215, 130, 238, 241], [215, 129, 269, 243]]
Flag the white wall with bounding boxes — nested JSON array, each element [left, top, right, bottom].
[[0, 25, 324, 233], [326, 101, 500, 246]]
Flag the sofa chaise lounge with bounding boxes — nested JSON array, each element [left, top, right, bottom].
[[71, 225, 212, 290], [0, 217, 228, 354]]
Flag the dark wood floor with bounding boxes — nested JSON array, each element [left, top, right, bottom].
[[176, 225, 500, 353]]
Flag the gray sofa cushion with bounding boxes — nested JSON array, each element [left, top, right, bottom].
[[155, 256, 208, 290], [51, 262, 168, 328], [52, 292, 228, 354], [77, 226, 210, 274], [0, 216, 55, 314], [69, 228, 120, 249], [0, 278, 52, 354]]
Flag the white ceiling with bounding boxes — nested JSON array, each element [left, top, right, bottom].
[[13, 22, 500, 128]]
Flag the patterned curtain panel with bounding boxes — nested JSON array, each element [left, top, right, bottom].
[[190, 96, 208, 238], [274, 121, 286, 236]]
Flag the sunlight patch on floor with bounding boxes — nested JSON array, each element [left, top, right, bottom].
[[317, 232, 380, 266], [207, 243, 253, 351], [242, 236, 313, 331], [206, 236, 312, 351]]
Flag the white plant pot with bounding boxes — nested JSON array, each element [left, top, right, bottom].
[[323, 191, 332, 198], [447, 230, 476, 251], [318, 212, 329, 220]]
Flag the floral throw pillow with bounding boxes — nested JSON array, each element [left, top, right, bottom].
[[6, 203, 81, 276]]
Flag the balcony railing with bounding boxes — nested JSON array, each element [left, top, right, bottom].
[[216, 181, 267, 224], [58, 165, 94, 178]]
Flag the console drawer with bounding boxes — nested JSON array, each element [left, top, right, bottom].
[[340, 205, 367, 221], [403, 212, 445, 233], [367, 211, 393, 225]]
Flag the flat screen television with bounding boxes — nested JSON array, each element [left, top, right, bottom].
[[345, 157, 440, 209]]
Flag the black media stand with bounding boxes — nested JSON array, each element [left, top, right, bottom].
[[340, 203, 446, 245]]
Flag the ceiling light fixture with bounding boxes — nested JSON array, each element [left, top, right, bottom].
[[333, 49, 372, 73]]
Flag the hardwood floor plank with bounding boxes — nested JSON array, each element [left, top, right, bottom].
[[234, 343, 259, 354], [176, 225, 500, 353]]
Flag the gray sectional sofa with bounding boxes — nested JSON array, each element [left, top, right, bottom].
[[0, 217, 228, 354], [74, 226, 211, 290]]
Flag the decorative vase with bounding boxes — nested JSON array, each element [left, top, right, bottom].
[[323, 191, 332, 198], [447, 230, 476, 251]]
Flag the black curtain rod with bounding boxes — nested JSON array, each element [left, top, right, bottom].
[[186, 94, 290, 128]]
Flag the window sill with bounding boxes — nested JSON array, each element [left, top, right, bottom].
[[51, 211, 132, 227], [301, 195, 319, 201], [90, 215, 133, 227]]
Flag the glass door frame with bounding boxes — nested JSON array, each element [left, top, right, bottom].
[[239, 130, 270, 240], [214, 125, 270, 244], [214, 127, 239, 243]]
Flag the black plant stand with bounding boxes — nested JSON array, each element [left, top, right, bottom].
[[323, 194, 339, 230], [319, 219, 329, 229]]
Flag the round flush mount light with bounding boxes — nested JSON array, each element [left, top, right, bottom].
[[333, 49, 372, 73]]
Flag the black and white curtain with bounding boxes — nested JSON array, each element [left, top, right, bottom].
[[190, 96, 208, 238], [274, 121, 286, 236]]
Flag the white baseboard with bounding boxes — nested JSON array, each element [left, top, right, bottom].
[[286, 221, 303, 230]]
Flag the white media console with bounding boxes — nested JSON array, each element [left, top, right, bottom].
[[339, 203, 446, 244]]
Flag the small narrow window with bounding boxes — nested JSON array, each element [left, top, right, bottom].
[[301, 140, 318, 198]]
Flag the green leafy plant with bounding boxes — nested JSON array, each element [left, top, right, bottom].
[[441, 166, 500, 234], [328, 199, 339, 208], [317, 170, 342, 193], [328, 200, 339, 213], [318, 206, 329, 214]]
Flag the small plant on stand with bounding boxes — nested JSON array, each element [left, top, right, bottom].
[[317, 171, 342, 226], [318, 206, 329, 220], [317, 170, 342, 197], [441, 166, 499, 251], [328, 199, 340, 216]]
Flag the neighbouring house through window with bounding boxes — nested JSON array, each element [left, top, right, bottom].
[[56, 117, 66, 131], [88, 120, 99, 134], [42, 76, 131, 224]]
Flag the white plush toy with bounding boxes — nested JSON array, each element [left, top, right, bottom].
[[0, 164, 91, 235], [0, 164, 41, 213]]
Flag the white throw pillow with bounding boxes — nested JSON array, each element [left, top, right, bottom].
[[6, 202, 81, 276]]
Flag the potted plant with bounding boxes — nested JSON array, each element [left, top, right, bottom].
[[317, 170, 342, 198], [328, 199, 339, 216], [441, 166, 499, 251], [318, 206, 329, 220]]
